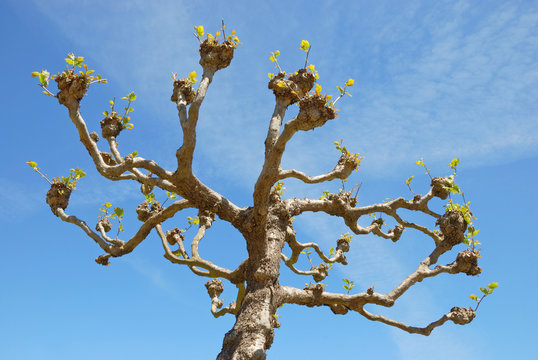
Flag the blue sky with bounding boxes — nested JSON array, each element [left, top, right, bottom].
[[1, 0, 537, 359]]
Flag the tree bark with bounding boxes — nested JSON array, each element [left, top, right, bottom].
[[217, 281, 280, 360], [217, 197, 287, 359]]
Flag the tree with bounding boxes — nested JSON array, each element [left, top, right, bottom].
[[28, 23, 496, 359]]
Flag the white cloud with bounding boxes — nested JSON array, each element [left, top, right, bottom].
[[31, 1, 538, 185]]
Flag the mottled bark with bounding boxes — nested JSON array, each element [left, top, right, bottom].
[[218, 196, 287, 359]]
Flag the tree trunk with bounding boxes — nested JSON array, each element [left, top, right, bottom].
[[217, 199, 287, 359], [217, 281, 280, 360]]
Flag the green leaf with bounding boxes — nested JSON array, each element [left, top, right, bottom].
[[114, 207, 124, 218], [166, 191, 178, 199], [188, 71, 197, 83], [405, 175, 414, 186], [145, 192, 155, 203], [336, 85, 344, 94], [488, 282, 499, 289], [480, 287, 489, 295], [345, 79, 355, 87], [469, 294, 478, 301], [449, 158, 460, 169], [26, 161, 38, 168], [74, 56, 84, 67], [37, 70, 50, 87], [127, 92, 137, 102]]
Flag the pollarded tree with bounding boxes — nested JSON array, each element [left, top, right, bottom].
[[28, 24, 497, 360]]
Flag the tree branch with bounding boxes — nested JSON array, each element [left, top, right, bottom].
[[156, 222, 243, 281], [174, 68, 216, 174], [281, 225, 348, 281], [279, 285, 475, 335], [64, 104, 176, 191], [53, 199, 193, 258]]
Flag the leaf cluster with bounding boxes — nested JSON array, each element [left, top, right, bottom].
[[98, 202, 126, 235], [31, 53, 107, 97], [52, 167, 86, 190], [194, 24, 241, 48], [271, 181, 286, 196], [342, 278, 354, 294], [469, 282, 498, 311], [103, 92, 137, 130]]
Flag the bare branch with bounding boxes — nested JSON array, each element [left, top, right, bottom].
[[355, 306, 451, 336], [156, 223, 238, 281], [55, 208, 115, 254], [279, 285, 475, 336], [64, 105, 176, 189], [175, 69, 216, 174], [205, 279, 246, 318], [281, 225, 348, 281], [54, 199, 193, 259], [264, 100, 289, 157]]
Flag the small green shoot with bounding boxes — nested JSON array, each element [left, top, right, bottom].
[[469, 282, 498, 311]]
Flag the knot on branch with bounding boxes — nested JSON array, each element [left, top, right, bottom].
[[271, 315, 281, 328], [170, 79, 196, 104], [296, 94, 337, 131], [95, 253, 111, 266], [336, 152, 360, 175], [288, 69, 316, 96], [454, 250, 482, 276], [304, 283, 325, 299], [437, 210, 467, 247], [136, 201, 163, 222], [431, 177, 451, 200], [89, 132, 99, 142], [46, 183, 72, 215], [199, 40, 235, 71], [100, 152, 117, 166], [199, 210, 216, 228], [268, 70, 315, 104], [56, 73, 89, 106], [448, 306, 476, 325], [96, 218, 112, 233], [311, 263, 329, 282], [165, 227, 185, 246], [325, 191, 357, 208], [336, 237, 351, 253], [140, 183, 154, 195], [328, 303, 349, 315], [205, 278, 224, 298], [388, 224, 405, 242], [100, 115, 123, 138]]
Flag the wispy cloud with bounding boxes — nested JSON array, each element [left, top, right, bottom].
[[125, 256, 183, 297], [0, 177, 43, 219], [30, 1, 538, 186]]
